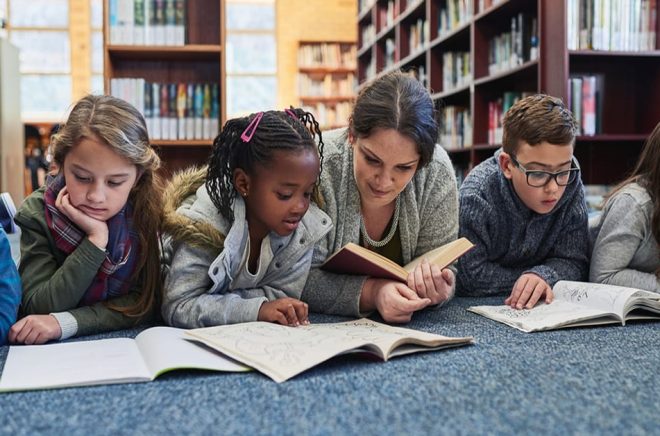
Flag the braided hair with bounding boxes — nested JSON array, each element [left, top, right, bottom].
[[206, 107, 324, 222]]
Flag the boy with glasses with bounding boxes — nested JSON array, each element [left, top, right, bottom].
[[456, 94, 589, 309]]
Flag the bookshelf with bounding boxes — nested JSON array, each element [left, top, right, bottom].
[[357, 0, 660, 186], [103, 0, 225, 176], [297, 42, 357, 130]]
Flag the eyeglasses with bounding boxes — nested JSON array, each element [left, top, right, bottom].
[[509, 155, 580, 187]]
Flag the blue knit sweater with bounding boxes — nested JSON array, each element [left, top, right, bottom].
[[456, 150, 589, 296], [0, 227, 21, 345]]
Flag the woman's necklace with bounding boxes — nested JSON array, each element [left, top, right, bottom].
[[359, 195, 400, 248]]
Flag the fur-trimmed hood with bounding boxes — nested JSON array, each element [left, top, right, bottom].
[[162, 166, 226, 253]]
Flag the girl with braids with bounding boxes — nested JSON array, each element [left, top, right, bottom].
[[161, 108, 331, 327], [9, 95, 163, 344], [590, 121, 660, 292]]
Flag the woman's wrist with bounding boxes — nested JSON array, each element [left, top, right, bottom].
[[359, 278, 380, 313]]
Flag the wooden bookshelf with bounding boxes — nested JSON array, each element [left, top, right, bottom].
[[297, 41, 357, 131], [357, 0, 660, 186], [103, 0, 225, 176]]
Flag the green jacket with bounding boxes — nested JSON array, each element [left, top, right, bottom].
[[14, 186, 155, 337]]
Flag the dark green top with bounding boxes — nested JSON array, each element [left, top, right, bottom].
[[359, 221, 403, 266], [14, 186, 155, 336]]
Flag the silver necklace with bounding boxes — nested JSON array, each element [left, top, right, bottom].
[[359, 195, 400, 248]]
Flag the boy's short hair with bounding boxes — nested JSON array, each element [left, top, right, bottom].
[[502, 94, 579, 155]]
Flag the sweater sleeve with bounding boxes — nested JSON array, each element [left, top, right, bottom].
[[163, 242, 314, 328], [457, 193, 528, 296], [0, 230, 21, 345], [301, 238, 367, 317], [526, 200, 590, 287], [15, 209, 106, 314], [590, 193, 660, 292]]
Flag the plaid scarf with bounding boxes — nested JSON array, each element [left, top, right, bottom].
[[43, 175, 139, 306]]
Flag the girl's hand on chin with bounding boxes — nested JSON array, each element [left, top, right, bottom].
[[55, 186, 109, 249]]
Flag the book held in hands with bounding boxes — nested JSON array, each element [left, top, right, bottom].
[[321, 237, 474, 282], [468, 281, 660, 333]]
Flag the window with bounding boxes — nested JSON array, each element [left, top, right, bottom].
[[226, 0, 277, 117], [3, 0, 101, 122]]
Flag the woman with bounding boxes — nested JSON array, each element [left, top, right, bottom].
[[302, 71, 459, 323]]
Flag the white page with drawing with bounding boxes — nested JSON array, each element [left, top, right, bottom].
[[185, 318, 473, 383], [467, 281, 658, 333]]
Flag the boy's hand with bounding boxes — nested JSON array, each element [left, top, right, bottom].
[[8, 315, 62, 345], [258, 298, 309, 326], [505, 273, 554, 309], [407, 260, 455, 306], [56, 186, 109, 249]]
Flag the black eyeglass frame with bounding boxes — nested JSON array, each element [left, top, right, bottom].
[[509, 154, 580, 187]]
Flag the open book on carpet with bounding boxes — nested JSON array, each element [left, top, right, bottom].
[[468, 281, 660, 333], [321, 237, 474, 282], [0, 327, 249, 392], [185, 318, 474, 383]]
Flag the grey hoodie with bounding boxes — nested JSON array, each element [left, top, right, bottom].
[[161, 168, 332, 328]]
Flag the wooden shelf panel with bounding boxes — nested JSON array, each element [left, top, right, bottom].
[[297, 67, 356, 75], [474, 59, 538, 87], [569, 50, 660, 58], [107, 45, 222, 61], [299, 96, 354, 103]]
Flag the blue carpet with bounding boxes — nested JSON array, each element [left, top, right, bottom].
[[1, 297, 659, 435]]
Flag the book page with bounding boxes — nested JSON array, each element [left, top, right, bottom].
[[553, 281, 639, 316], [0, 338, 150, 392], [186, 318, 471, 383], [135, 326, 250, 378], [468, 301, 619, 333], [403, 238, 474, 273]]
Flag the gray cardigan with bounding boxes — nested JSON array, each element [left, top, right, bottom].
[[301, 129, 459, 317], [590, 182, 660, 292], [456, 149, 589, 296], [163, 184, 332, 328]]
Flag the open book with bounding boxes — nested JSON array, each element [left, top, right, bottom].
[[468, 281, 660, 333], [185, 318, 474, 383], [321, 237, 474, 282], [0, 327, 249, 392]]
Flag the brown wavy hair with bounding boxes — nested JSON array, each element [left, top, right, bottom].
[[51, 94, 163, 317]]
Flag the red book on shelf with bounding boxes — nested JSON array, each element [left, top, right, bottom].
[[582, 76, 596, 136]]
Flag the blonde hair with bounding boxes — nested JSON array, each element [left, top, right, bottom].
[[51, 94, 163, 317]]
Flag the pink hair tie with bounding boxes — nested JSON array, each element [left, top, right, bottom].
[[240, 112, 264, 143], [284, 108, 298, 119]]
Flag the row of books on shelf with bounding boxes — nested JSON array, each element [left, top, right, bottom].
[[488, 91, 534, 145], [302, 102, 351, 131], [384, 38, 396, 69], [488, 13, 538, 76], [568, 75, 603, 136], [567, 0, 657, 51], [439, 106, 473, 150], [110, 78, 219, 141], [298, 44, 357, 69], [361, 24, 376, 50], [442, 51, 471, 93], [408, 19, 430, 53], [109, 0, 187, 46], [298, 74, 356, 98], [359, 0, 376, 15], [438, 0, 473, 36], [488, 12, 538, 75]]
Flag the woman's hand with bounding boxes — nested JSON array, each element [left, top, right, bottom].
[[258, 298, 309, 326], [407, 260, 455, 306], [361, 278, 431, 323], [56, 186, 109, 249], [8, 315, 62, 345]]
